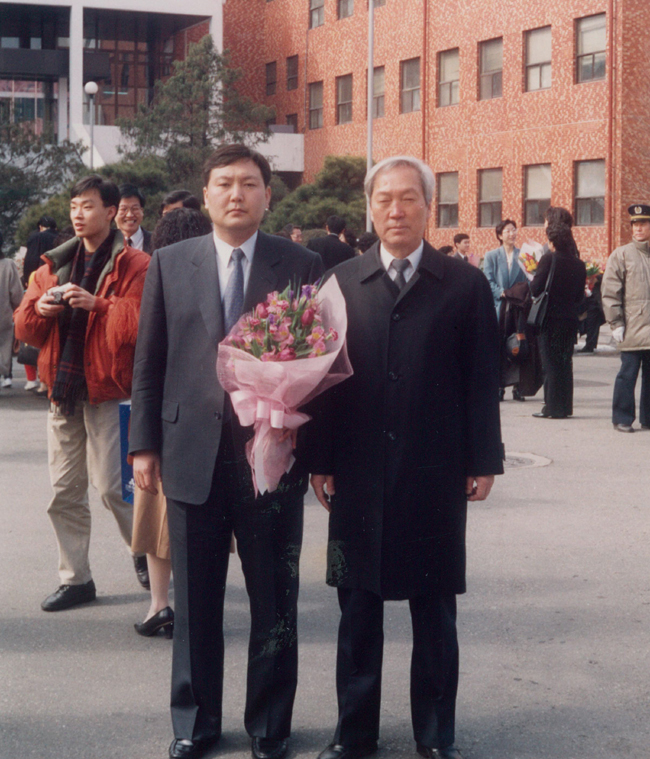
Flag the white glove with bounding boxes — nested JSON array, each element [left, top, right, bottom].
[[584, 288, 592, 297], [612, 326, 625, 343]]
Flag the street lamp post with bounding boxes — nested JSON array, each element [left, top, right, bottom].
[[84, 81, 98, 170], [366, 0, 374, 232]]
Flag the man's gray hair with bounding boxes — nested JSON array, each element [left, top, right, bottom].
[[364, 155, 435, 205]]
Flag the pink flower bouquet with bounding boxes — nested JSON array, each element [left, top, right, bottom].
[[216, 276, 352, 495]]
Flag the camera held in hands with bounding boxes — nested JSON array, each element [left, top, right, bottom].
[[47, 282, 75, 307]]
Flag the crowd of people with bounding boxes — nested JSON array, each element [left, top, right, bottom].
[[1, 144, 650, 759]]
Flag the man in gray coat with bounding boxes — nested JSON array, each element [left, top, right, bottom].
[[602, 203, 650, 432], [305, 156, 504, 759]]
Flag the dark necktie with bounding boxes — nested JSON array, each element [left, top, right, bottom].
[[126, 237, 133, 247], [223, 248, 245, 333], [391, 258, 411, 291]]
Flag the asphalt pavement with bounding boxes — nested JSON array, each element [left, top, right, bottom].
[[1, 329, 649, 759]]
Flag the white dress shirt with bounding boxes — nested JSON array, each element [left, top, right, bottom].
[[379, 240, 424, 284], [213, 231, 258, 302], [127, 226, 144, 251]]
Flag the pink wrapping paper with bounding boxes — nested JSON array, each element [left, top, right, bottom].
[[216, 276, 352, 494]]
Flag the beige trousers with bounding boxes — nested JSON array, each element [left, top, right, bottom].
[[47, 399, 135, 585]]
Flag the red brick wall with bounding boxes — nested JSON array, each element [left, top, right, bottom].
[[222, 0, 649, 261]]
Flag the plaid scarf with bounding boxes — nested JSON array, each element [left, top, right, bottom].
[[51, 231, 115, 415]]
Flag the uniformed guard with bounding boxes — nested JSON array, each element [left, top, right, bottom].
[[601, 203, 650, 432]]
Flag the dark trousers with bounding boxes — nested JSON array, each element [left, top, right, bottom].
[[166, 428, 303, 742], [333, 588, 458, 750], [612, 350, 650, 427], [538, 320, 575, 417]]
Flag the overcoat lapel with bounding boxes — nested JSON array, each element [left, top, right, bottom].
[[189, 233, 224, 346], [244, 231, 281, 312]]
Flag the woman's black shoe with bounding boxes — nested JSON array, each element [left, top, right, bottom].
[[512, 387, 526, 401], [135, 606, 174, 638]]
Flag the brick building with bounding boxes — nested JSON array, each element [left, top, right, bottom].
[[222, 0, 650, 261]]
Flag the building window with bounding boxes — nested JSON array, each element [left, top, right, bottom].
[[524, 164, 551, 225], [286, 55, 299, 91], [338, 0, 353, 19], [438, 48, 459, 107], [479, 38, 503, 100], [478, 168, 503, 227], [265, 62, 277, 96], [309, 81, 323, 129], [286, 113, 298, 132], [574, 160, 605, 225], [310, 0, 324, 28], [372, 66, 385, 118], [576, 14, 606, 83], [437, 172, 459, 228], [374, 0, 386, 6], [400, 58, 420, 113], [336, 74, 353, 124], [525, 27, 552, 91]]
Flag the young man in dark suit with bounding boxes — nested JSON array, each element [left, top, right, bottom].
[[305, 156, 504, 759], [307, 215, 356, 270], [129, 144, 323, 759]]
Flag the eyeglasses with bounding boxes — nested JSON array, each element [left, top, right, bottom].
[[117, 205, 143, 215]]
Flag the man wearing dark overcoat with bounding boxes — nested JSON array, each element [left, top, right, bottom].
[[129, 144, 323, 759], [303, 156, 504, 759]]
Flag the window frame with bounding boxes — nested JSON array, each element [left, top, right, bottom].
[[575, 13, 606, 83], [438, 48, 460, 107], [574, 159, 606, 226], [372, 65, 385, 119], [286, 55, 299, 91], [478, 168, 503, 227], [336, 73, 353, 125], [400, 57, 421, 114], [437, 172, 459, 228], [265, 61, 277, 97], [479, 37, 503, 101], [525, 26, 552, 92], [523, 164, 552, 226], [308, 80, 323, 129], [338, 0, 353, 19], [310, 0, 324, 29]]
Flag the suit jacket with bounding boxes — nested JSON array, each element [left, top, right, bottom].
[[483, 245, 527, 312], [141, 228, 153, 255], [129, 231, 324, 504], [452, 251, 468, 263], [307, 233, 355, 271], [530, 250, 586, 323], [301, 242, 504, 599]]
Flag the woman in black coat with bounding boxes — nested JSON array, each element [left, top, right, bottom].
[[530, 222, 587, 418]]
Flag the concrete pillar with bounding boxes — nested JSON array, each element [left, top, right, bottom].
[[68, 3, 84, 127], [209, 0, 224, 51], [57, 77, 68, 142]]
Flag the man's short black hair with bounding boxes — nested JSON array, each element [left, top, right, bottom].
[[70, 174, 120, 209], [119, 184, 146, 208], [38, 215, 57, 230], [326, 215, 346, 235], [152, 208, 213, 250], [495, 219, 517, 241], [357, 231, 378, 253], [202, 143, 272, 188], [544, 206, 573, 228], [453, 233, 469, 246], [161, 189, 202, 213], [438, 245, 454, 255]]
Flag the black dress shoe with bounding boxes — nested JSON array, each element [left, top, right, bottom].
[[512, 387, 526, 401], [169, 737, 219, 759], [41, 580, 96, 611], [133, 554, 150, 589], [252, 737, 288, 759], [317, 742, 378, 759], [498, 388, 505, 402], [134, 606, 174, 638], [417, 745, 464, 759], [532, 411, 568, 419]]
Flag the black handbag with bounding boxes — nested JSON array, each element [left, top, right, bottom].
[[527, 254, 556, 331], [16, 343, 39, 366]]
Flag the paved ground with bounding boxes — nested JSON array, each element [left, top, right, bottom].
[[2, 329, 649, 759]]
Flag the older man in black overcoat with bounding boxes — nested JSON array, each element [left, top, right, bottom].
[[302, 156, 504, 759]]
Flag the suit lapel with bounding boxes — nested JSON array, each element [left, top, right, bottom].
[[189, 233, 224, 346], [244, 231, 282, 311]]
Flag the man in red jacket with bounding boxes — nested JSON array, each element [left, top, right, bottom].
[[14, 175, 150, 611]]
